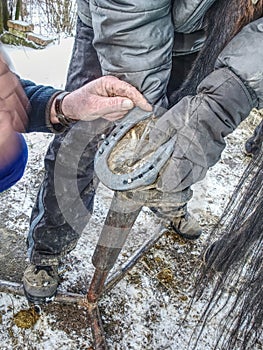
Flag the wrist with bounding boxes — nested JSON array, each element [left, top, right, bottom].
[[49, 96, 59, 125], [50, 91, 76, 128]]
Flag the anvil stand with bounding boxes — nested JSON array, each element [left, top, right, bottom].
[[0, 191, 169, 350]]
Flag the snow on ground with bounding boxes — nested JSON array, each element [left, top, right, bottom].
[[0, 39, 261, 349]]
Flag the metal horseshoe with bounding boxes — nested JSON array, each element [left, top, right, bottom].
[[94, 107, 176, 191]]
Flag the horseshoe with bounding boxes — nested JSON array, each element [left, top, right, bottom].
[[94, 107, 175, 191]]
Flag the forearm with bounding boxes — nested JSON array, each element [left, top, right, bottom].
[[155, 68, 255, 193], [155, 18, 263, 193]]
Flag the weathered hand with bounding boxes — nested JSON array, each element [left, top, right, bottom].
[[0, 110, 28, 192], [58, 75, 152, 122], [0, 112, 19, 166]]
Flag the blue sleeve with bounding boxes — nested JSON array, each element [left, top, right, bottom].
[[20, 78, 61, 133], [0, 134, 28, 192]]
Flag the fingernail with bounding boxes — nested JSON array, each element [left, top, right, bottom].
[[144, 103, 153, 111], [121, 99, 133, 109]]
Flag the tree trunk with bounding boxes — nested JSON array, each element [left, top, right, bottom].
[[0, 0, 9, 34], [15, 0, 22, 20]]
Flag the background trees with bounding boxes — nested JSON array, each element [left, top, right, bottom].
[[0, 0, 77, 36], [0, 1, 10, 33]]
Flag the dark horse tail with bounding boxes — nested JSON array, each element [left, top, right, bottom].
[[169, 0, 263, 106], [177, 2, 263, 349], [190, 149, 263, 350]]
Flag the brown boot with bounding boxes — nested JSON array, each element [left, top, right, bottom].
[[170, 211, 202, 240], [23, 264, 59, 304]]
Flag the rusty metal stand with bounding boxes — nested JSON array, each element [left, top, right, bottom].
[[83, 188, 173, 349], [82, 192, 142, 349]]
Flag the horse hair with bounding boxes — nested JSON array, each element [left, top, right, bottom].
[[189, 149, 263, 350], [170, 2, 263, 348], [169, 0, 263, 106]]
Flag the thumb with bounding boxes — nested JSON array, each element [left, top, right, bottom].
[[94, 96, 134, 115], [119, 98, 134, 110]]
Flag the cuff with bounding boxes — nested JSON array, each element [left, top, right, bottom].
[[45, 91, 67, 133]]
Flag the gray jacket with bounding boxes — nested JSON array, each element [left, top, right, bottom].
[[75, 2, 263, 206], [77, 0, 215, 34], [148, 18, 263, 193], [77, 0, 216, 105]]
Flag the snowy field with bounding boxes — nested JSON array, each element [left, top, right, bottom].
[[0, 39, 261, 349]]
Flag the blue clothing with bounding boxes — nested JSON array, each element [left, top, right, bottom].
[[20, 78, 60, 133], [0, 79, 61, 192], [0, 133, 28, 192]]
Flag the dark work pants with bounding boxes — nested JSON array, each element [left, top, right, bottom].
[[27, 18, 108, 266], [27, 17, 198, 266]]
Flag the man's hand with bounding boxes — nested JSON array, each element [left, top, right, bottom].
[[0, 111, 28, 192], [50, 76, 152, 124]]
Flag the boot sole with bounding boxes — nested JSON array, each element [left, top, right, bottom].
[[170, 224, 202, 240], [23, 287, 57, 305]]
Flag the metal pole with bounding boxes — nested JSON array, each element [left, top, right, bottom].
[[104, 225, 169, 292], [85, 191, 142, 349], [0, 279, 85, 305]]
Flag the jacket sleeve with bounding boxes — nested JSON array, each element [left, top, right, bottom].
[[77, 0, 92, 27], [89, 0, 174, 107], [20, 78, 62, 133], [149, 18, 262, 193]]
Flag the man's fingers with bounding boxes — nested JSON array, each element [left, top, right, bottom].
[[8, 92, 28, 132], [0, 112, 20, 167], [92, 95, 135, 116], [117, 82, 153, 112], [103, 76, 153, 112], [0, 61, 28, 132], [67, 76, 153, 121]]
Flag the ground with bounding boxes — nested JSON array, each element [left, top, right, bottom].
[[0, 41, 262, 349]]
